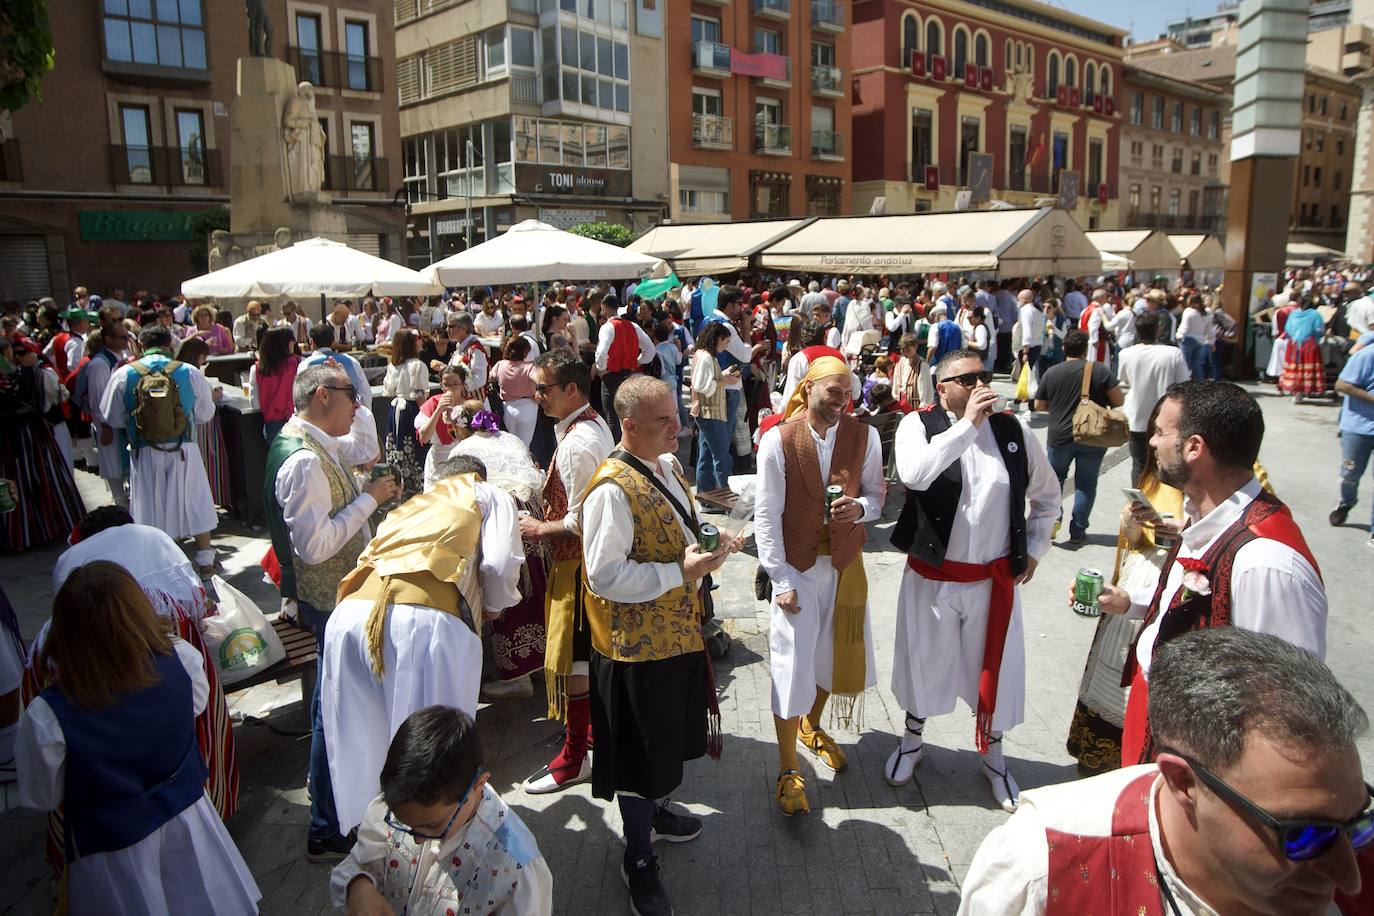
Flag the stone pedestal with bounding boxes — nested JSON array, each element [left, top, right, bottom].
[[229, 57, 346, 240]]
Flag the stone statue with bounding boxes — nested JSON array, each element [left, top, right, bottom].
[[273, 227, 294, 250], [246, 0, 273, 57], [282, 82, 326, 200], [208, 229, 245, 271]]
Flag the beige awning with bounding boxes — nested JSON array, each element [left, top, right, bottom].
[[1166, 234, 1226, 270], [1285, 241, 1347, 266], [755, 207, 1103, 277], [1085, 229, 1180, 273], [629, 218, 813, 277]]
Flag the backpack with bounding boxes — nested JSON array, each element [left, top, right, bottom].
[[131, 360, 190, 448]]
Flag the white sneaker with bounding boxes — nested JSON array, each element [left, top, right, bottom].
[[884, 741, 925, 786], [481, 674, 534, 700], [982, 758, 1020, 813]]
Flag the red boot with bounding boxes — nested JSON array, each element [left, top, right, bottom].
[[523, 692, 592, 794]]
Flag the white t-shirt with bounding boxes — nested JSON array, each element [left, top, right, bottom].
[[1116, 344, 1191, 432]]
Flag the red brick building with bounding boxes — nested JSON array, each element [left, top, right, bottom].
[[851, 0, 1124, 227]]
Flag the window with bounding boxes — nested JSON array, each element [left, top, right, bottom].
[[1171, 101, 1182, 132], [680, 189, 729, 214], [1128, 184, 1140, 222], [1171, 148, 1182, 173], [925, 18, 942, 58], [754, 28, 782, 56], [753, 180, 786, 216], [483, 27, 507, 78], [1307, 93, 1315, 113], [1339, 101, 1348, 120], [1303, 164, 1311, 186], [1208, 109, 1219, 140], [120, 104, 153, 183], [1051, 130, 1068, 192], [1191, 151, 1201, 175], [350, 122, 376, 189], [953, 27, 968, 76], [1099, 65, 1110, 100], [1314, 166, 1322, 187], [103, 0, 207, 70], [608, 125, 628, 167], [974, 32, 988, 68], [1149, 185, 1161, 215], [1151, 144, 1164, 169], [1207, 153, 1218, 175], [295, 13, 323, 85], [345, 20, 370, 90], [1316, 134, 1324, 153], [911, 108, 933, 181], [1152, 97, 1165, 129], [691, 16, 721, 44], [901, 14, 919, 66], [1168, 188, 1180, 218], [402, 136, 426, 205], [175, 108, 205, 184], [1331, 206, 1341, 228], [813, 42, 835, 68], [1084, 61, 1096, 105], [584, 123, 607, 166], [1008, 124, 1026, 190], [554, 24, 630, 113], [1087, 137, 1102, 191], [959, 115, 979, 184], [1048, 53, 1060, 96], [1130, 91, 1143, 125], [1335, 169, 1343, 190], [1190, 106, 1201, 135], [1187, 189, 1199, 219], [1064, 56, 1076, 93], [693, 89, 722, 117], [511, 26, 535, 69], [1005, 39, 1012, 72], [812, 105, 836, 156], [1129, 140, 1143, 158], [756, 97, 785, 151], [1336, 137, 1345, 156], [1319, 95, 1327, 116], [807, 182, 839, 215]]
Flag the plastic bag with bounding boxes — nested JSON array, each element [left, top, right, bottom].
[[202, 575, 286, 686], [1015, 362, 1031, 402]]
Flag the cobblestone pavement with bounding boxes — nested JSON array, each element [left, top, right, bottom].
[[3, 381, 1371, 914]]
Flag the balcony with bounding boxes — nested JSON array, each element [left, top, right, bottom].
[[1124, 213, 1225, 233], [811, 64, 843, 97], [756, 57, 791, 88], [811, 0, 844, 32], [694, 0, 731, 8], [108, 145, 223, 188], [755, 123, 792, 155], [508, 0, 538, 12], [322, 155, 391, 193], [511, 72, 540, 104], [811, 129, 843, 160], [0, 139, 21, 182], [692, 40, 732, 78], [692, 114, 734, 150], [285, 47, 384, 92], [753, 0, 791, 20]]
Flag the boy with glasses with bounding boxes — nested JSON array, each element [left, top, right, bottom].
[[332, 705, 553, 915]]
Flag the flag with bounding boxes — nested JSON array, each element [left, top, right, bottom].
[[1026, 131, 1046, 172]]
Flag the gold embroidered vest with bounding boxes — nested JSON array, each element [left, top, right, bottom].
[[290, 425, 369, 610]]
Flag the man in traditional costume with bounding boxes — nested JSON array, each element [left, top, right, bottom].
[[450, 313, 491, 401], [755, 355, 883, 815], [83, 321, 131, 506], [1096, 380, 1327, 767], [582, 375, 739, 916], [100, 325, 219, 575], [959, 628, 1373, 916], [519, 349, 614, 794], [264, 364, 397, 862], [321, 456, 524, 834], [886, 348, 1060, 812]]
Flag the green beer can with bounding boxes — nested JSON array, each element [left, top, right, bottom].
[[1072, 568, 1104, 618], [825, 485, 843, 521], [698, 524, 720, 552]]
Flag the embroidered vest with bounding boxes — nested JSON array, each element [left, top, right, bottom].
[[890, 408, 1031, 577], [264, 422, 369, 610], [460, 337, 489, 395], [542, 407, 603, 563], [693, 354, 727, 421], [582, 457, 704, 662], [778, 414, 867, 573]]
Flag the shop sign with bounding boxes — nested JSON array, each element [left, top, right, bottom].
[[78, 210, 197, 241], [516, 165, 631, 198], [540, 208, 609, 229], [434, 217, 471, 236]]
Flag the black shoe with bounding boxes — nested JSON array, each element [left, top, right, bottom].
[[622, 855, 673, 916], [651, 803, 702, 844], [1329, 504, 1351, 526], [306, 831, 355, 864]]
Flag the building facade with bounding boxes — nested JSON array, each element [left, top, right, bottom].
[[0, 0, 402, 301], [1347, 0, 1374, 261], [1118, 63, 1231, 233], [850, 0, 1124, 229], [1294, 68, 1361, 249], [662, 0, 852, 222], [394, 0, 668, 268]]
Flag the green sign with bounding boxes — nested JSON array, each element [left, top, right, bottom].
[[78, 210, 198, 242]]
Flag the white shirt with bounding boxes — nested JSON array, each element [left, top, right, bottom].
[[1085, 303, 1107, 361], [273, 415, 381, 566], [473, 310, 504, 338], [1104, 302, 1137, 348], [552, 404, 614, 536], [383, 358, 429, 403], [1126, 478, 1327, 677], [1018, 304, 1045, 350], [521, 330, 541, 363], [1117, 344, 1190, 432], [1345, 296, 1374, 335], [895, 411, 1060, 565], [454, 335, 489, 390], [824, 326, 842, 351], [779, 352, 861, 407], [1176, 306, 1209, 344], [755, 420, 885, 595], [326, 315, 362, 347], [582, 453, 696, 603], [232, 313, 265, 350], [1063, 290, 1089, 320], [593, 318, 655, 373]]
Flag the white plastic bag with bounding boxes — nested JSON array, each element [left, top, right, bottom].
[[203, 575, 286, 686]]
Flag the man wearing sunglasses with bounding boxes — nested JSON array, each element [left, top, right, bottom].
[[887, 349, 1060, 813], [959, 627, 1373, 916]]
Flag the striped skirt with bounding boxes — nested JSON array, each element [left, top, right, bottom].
[[1279, 337, 1325, 395], [0, 414, 86, 551], [194, 417, 232, 509]]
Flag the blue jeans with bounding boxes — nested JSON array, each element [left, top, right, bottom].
[[1047, 442, 1108, 539], [725, 387, 742, 446], [298, 601, 343, 843], [695, 417, 733, 491], [1338, 431, 1374, 530], [1180, 336, 1209, 381]]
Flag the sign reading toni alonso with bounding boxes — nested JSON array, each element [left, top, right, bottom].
[[515, 165, 631, 198], [79, 210, 199, 242]]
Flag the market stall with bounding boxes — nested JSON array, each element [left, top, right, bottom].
[[629, 217, 814, 277], [1085, 229, 1180, 276], [423, 219, 668, 286], [1286, 241, 1348, 267], [1164, 233, 1227, 286]]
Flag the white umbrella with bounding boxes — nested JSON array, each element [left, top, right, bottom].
[[421, 219, 668, 287], [181, 237, 443, 299]]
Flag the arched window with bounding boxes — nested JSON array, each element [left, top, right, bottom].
[[1047, 52, 1060, 96], [975, 32, 989, 68], [901, 13, 919, 67], [953, 27, 969, 75], [1014, 42, 1022, 67], [1065, 55, 1077, 94], [1026, 45, 1033, 77], [926, 19, 942, 59], [1099, 65, 1110, 99], [1084, 61, 1096, 104], [1005, 39, 1012, 72]]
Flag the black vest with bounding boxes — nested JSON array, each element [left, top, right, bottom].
[[889, 408, 1030, 576]]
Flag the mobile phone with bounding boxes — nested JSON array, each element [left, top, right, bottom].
[[1122, 487, 1157, 515]]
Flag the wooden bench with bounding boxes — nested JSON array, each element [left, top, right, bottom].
[[225, 616, 319, 698], [695, 487, 742, 516]]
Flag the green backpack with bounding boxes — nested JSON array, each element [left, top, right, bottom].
[[130, 360, 189, 449]]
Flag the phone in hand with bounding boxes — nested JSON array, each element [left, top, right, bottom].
[[1122, 487, 1158, 517]]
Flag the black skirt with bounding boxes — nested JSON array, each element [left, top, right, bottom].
[[590, 650, 708, 801]]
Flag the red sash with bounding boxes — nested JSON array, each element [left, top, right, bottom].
[[907, 554, 1014, 753]]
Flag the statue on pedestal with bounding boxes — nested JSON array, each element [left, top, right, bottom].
[[245, 0, 273, 57], [282, 82, 326, 200], [208, 229, 245, 272]]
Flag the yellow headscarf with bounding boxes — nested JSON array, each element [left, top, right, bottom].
[[782, 355, 851, 420]]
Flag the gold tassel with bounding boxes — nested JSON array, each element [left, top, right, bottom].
[[364, 576, 399, 679], [546, 671, 569, 723]]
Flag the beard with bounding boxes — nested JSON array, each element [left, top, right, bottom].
[[1154, 443, 1192, 489]]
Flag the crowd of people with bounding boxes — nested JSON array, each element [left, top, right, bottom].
[[1, 262, 1372, 915]]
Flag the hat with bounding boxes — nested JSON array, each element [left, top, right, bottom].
[[788, 278, 803, 288], [61, 308, 90, 321], [878, 287, 890, 300], [1146, 289, 1168, 304]]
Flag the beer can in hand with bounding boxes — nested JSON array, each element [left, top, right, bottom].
[[825, 485, 844, 521], [371, 463, 394, 480], [698, 524, 720, 552], [1072, 568, 1104, 618]]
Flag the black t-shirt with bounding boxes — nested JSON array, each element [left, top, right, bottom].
[[1035, 358, 1119, 446]]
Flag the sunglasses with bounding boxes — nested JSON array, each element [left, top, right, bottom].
[[384, 769, 483, 842], [939, 371, 994, 387], [1168, 751, 1374, 861], [321, 384, 357, 401]]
